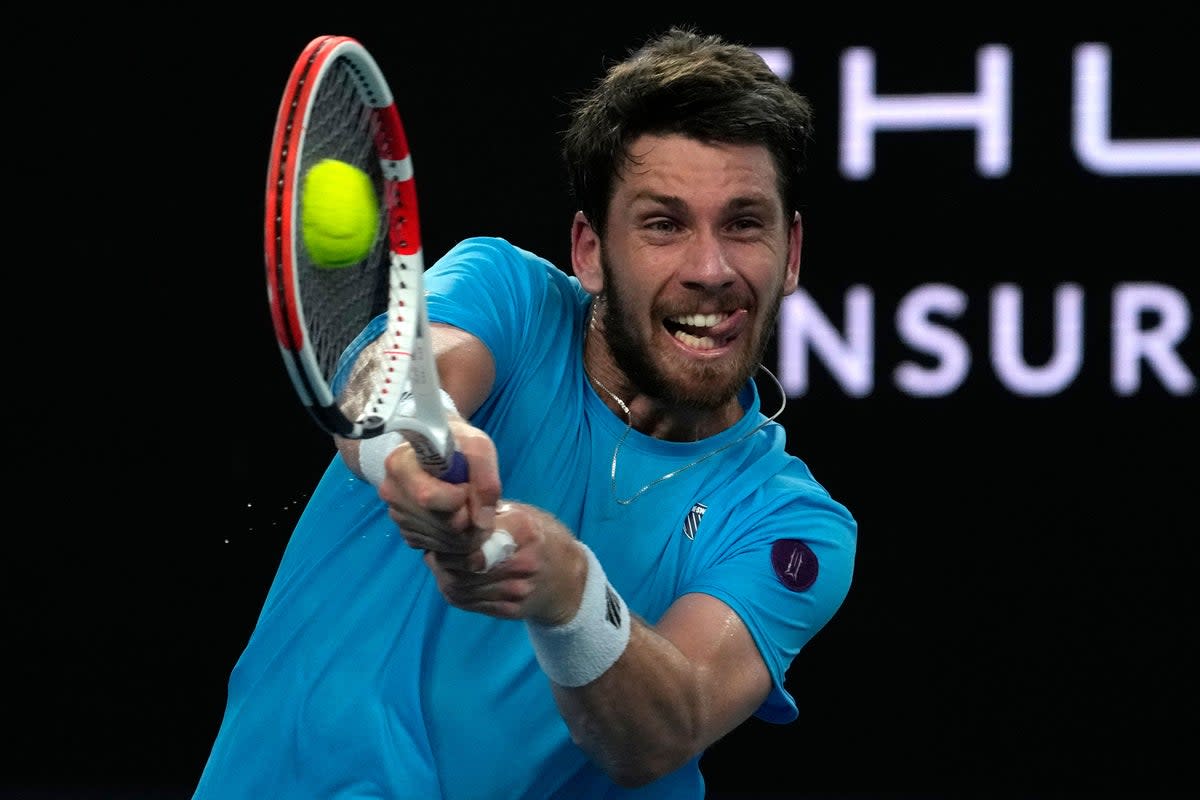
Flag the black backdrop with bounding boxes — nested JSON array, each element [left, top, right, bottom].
[[9, 9, 1197, 798]]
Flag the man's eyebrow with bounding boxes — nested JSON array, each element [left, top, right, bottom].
[[629, 193, 773, 212], [629, 191, 685, 210], [726, 195, 774, 212]]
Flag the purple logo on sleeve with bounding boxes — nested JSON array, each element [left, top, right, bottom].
[[771, 539, 818, 591]]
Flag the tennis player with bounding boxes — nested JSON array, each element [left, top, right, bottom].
[[197, 26, 857, 799]]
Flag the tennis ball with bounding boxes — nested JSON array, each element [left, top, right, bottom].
[[301, 158, 380, 268]]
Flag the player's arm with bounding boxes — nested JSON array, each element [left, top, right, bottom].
[[336, 322, 503, 556], [560, 597, 771, 788], [425, 502, 772, 788], [336, 322, 495, 477], [543, 540, 771, 788]]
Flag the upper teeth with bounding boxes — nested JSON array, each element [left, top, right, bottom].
[[670, 312, 726, 327]]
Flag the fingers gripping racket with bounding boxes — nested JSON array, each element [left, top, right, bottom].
[[264, 34, 515, 568]]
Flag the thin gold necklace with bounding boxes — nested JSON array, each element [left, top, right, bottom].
[[588, 365, 787, 505]]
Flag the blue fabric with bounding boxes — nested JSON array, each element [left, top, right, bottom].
[[195, 236, 857, 799]]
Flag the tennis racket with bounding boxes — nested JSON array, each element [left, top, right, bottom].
[[264, 34, 515, 569]]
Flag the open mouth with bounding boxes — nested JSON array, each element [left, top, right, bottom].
[[663, 312, 737, 350]]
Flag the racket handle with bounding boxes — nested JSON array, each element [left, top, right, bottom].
[[438, 449, 516, 570], [439, 450, 469, 484]]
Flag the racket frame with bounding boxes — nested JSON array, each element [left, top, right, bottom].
[[263, 33, 511, 565], [264, 35, 448, 461]]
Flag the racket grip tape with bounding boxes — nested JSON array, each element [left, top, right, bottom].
[[439, 450, 469, 484]]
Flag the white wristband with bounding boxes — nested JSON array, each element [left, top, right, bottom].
[[357, 389, 458, 487], [359, 430, 403, 488], [526, 543, 631, 687]]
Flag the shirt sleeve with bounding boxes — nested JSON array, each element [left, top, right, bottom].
[[684, 466, 857, 723], [424, 236, 561, 382]]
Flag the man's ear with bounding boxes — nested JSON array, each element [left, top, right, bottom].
[[571, 211, 604, 295], [784, 211, 803, 294]]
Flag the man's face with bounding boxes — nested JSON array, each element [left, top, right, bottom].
[[596, 134, 799, 410]]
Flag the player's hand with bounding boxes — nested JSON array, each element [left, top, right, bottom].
[[422, 502, 587, 622], [377, 417, 501, 555]]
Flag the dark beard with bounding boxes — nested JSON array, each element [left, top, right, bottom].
[[597, 255, 784, 410]]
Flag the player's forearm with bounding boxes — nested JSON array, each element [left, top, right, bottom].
[[334, 436, 364, 477], [520, 530, 724, 786], [430, 323, 494, 419], [550, 622, 707, 787], [523, 531, 764, 787]]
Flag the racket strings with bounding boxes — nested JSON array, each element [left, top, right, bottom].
[[298, 57, 392, 408]]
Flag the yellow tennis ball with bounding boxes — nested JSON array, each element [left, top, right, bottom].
[[301, 158, 380, 268]]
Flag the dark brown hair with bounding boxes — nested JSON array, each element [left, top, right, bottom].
[[562, 26, 814, 235]]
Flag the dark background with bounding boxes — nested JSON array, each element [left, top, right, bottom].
[[9, 9, 1196, 798]]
